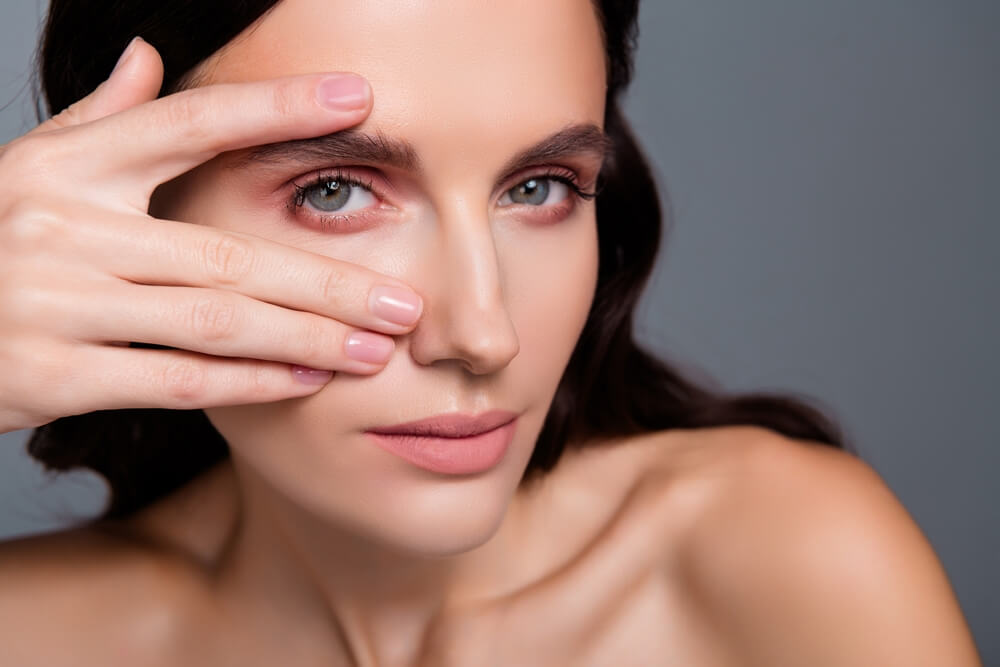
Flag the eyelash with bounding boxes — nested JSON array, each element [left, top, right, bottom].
[[288, 167, 598, 232]]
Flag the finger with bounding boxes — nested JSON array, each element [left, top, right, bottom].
[[62, 345, 338, 413], [66, 282, 396, 374], [70, 70, 373, 199], [32, 37, 164, 134], [72, 212, 423, 334]]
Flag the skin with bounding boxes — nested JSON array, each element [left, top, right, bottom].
[[152, 0, 607, 659], [0, 0, 983, 665]]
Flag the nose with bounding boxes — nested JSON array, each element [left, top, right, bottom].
[[406, 203, 520, 375]]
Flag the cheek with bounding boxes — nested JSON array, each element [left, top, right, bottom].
[[204, 215, 598, 442], [507, 215, 599, 381], [199, 214, 598, 544]]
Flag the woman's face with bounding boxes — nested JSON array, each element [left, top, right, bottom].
[[160, 0, 607, 555]]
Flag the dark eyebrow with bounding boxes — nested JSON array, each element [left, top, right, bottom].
[[231, 128, 420, 172], [497, 123, 613, 178], [230, 122, 612, 175]]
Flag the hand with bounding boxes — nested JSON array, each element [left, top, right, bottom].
[[0, 38, 423, 434]]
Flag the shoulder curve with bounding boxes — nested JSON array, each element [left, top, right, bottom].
[[616, 426, 853, 551], [661, 427, 983, 665], [0, 525, 210, 665]]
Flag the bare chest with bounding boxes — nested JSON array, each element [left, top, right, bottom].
[[415, 565, 728, 667]]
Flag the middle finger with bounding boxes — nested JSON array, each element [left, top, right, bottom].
[[75, 210, 424, 335]]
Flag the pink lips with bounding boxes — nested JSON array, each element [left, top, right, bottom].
[[365, 410, 518, 475]]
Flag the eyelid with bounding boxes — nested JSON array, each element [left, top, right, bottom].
[[499, 164, 576, 191], [289, 165, 385, 196], [290, 169, 377, 209], [289, 163, 588, 205], [284, 163, 596, 231], [285, 166, 396, 232], [496, 165, 598, 204]]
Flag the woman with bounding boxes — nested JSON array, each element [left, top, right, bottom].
[[0, 0, 981, 664]]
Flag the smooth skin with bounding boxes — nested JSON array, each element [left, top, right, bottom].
[[0, 37, 424, 434], [0, 1, 983, 665]]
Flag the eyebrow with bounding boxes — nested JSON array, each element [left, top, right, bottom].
[[500, 123, 613, 177], [231, 122, 613, 177], [233, 128, 420, 171]]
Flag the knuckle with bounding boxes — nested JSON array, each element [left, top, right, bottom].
[[296, 316, 332, 365], [319, 265, 350, 308], [246, 359, 273, 397], [201, 233, 255, 285], [188, 294, 239, 343], [0, 280, 45, 323], [269, 79, 301, 120], [161, 357, 207, 403], [0, 135, 52, 178], [2, 199, 62, 253], [164, 91, 213, 145]]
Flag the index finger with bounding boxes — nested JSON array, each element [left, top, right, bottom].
[[72, 72, 372, 203]]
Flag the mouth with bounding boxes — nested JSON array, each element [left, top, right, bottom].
[[365, 409, 519, 439], [364, 411, 520, 475]]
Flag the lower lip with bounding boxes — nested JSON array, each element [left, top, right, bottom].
[[365, 419, 517, 475]]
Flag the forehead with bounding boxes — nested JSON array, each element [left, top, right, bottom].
[[196, 0, 607, 157]]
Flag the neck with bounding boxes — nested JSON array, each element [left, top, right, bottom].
[[211, 457, 530, 665]]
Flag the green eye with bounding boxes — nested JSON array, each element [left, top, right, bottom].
[[499, 177, 578, 208], [305, 180, 353, 212], [508, 179, 550, 206], [295, 176, 377, 215]]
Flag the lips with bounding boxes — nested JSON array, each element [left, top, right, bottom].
[[365, 409, 518, 439]]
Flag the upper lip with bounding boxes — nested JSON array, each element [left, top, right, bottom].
[[366, 410, 518, 438]]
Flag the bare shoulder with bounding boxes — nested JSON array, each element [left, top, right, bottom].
[[648, 426, 982, 666], [0, 507, 220, 665]]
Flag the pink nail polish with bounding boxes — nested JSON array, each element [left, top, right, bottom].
[[317, 75, 371, 111], [345, 331, 394, 364], [369, 285, 423, 327], [291, 364, 333, 385]]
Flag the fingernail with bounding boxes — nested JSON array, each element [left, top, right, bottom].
[[345, 331, 394, 364], [317, 75, 371, 111], [369, 285, 423, 327], [112, 36, 142, 75], [291, 364, 333, 385]]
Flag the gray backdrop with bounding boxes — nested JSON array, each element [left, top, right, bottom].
[[1, 1, 996, 661]]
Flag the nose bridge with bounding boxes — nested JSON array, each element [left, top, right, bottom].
[[409, 195, 520, 375]]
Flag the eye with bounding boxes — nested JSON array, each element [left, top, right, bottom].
[[499, 177, 571, 207], [296, 177, 376, 214]]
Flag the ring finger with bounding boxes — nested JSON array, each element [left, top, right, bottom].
[[62, 281, 397, 374]]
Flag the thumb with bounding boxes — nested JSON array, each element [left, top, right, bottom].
[[33, 37, 165, 134]]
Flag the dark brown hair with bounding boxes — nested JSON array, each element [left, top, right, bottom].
[[30, 0, 853, 519]]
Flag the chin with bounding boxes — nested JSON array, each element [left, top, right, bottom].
[[271, 460, 523, 559], [218, 411, 540, 557], [355, 486, 515, 559], [317, 429, 532, 557]]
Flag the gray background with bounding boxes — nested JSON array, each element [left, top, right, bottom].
[[1, 0, 996, 661]]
